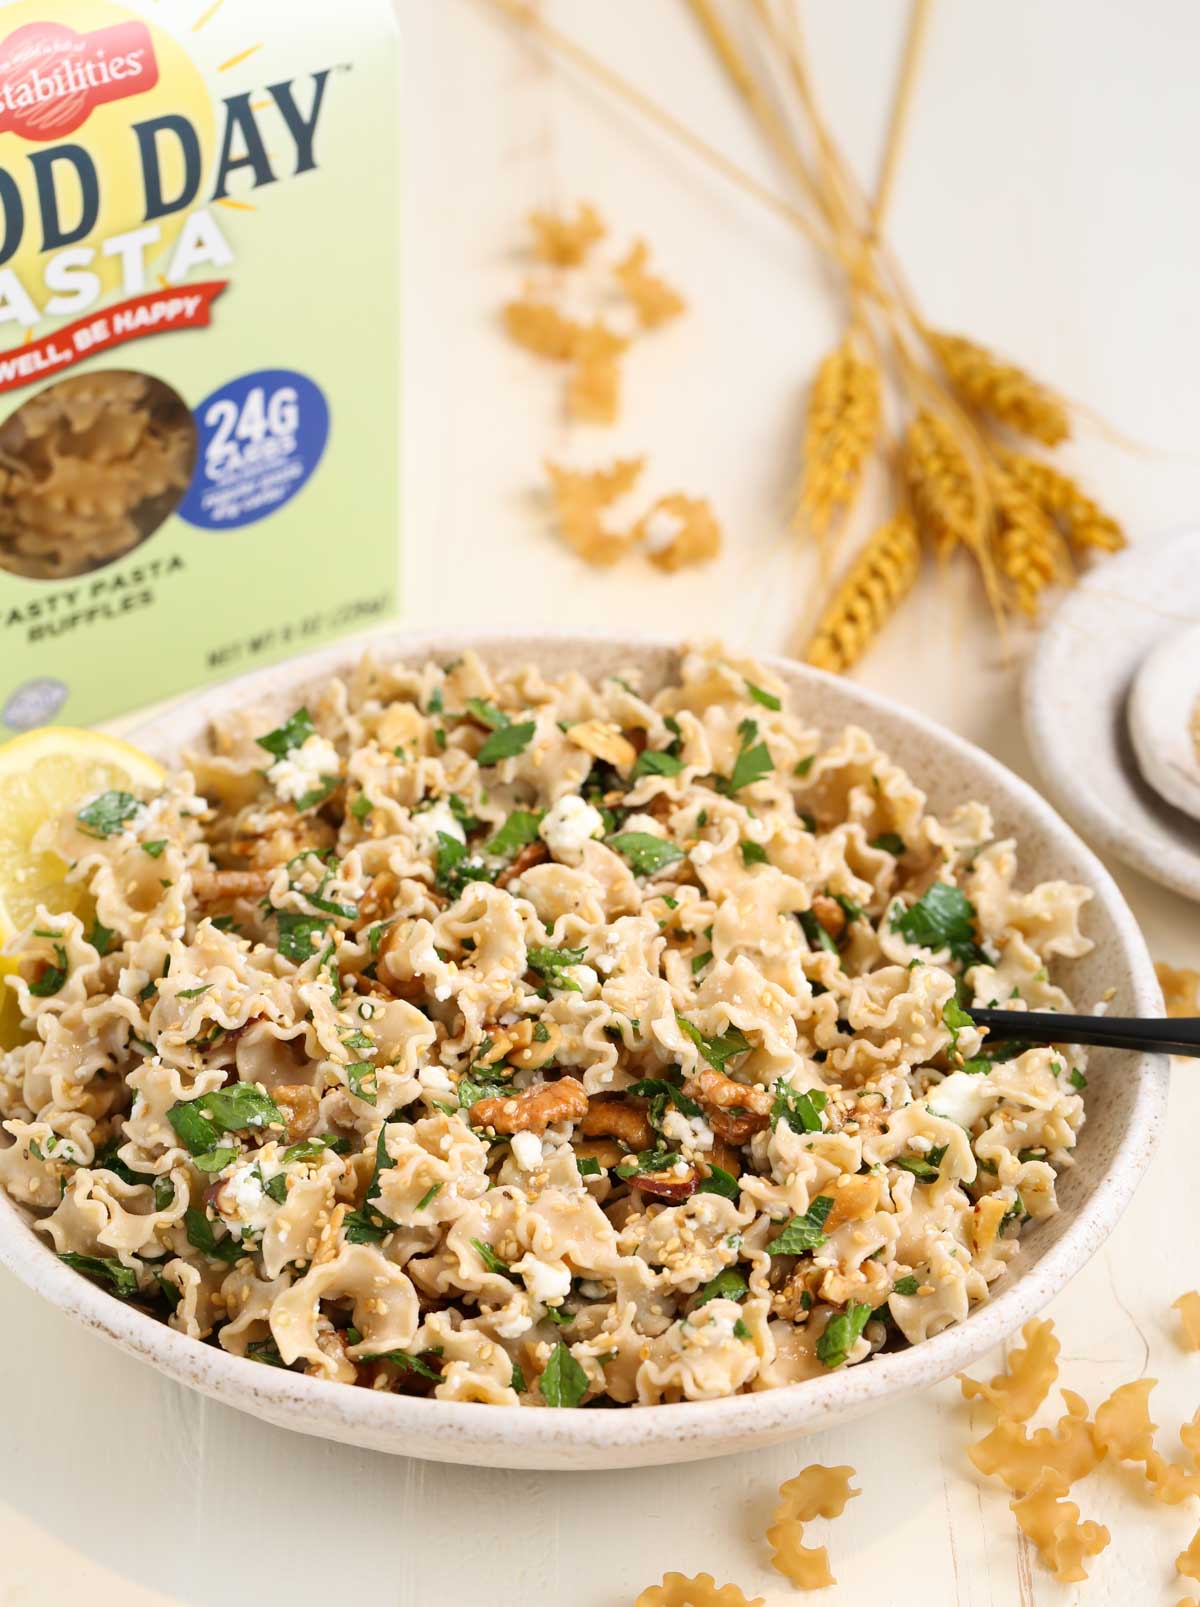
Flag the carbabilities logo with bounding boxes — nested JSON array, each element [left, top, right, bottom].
[[0, 19, 159, 142]]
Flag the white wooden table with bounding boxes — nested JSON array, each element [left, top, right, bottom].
[[5, 4, 1200, 1602]]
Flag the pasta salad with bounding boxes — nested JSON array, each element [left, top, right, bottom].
[[0, 644, 1095, 1407]]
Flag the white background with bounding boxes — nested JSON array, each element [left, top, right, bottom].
[[5, 2, 1200, 1603]]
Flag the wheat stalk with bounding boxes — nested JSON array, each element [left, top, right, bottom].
[[990, 467, 1073, 617], [903, 409, 987, 557], [930, 332, 1070, 446], [805, 514, 921, 673], [794, 336, 881, 541], [998, 450, 1126, 552]]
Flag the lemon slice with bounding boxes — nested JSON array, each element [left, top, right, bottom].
[[0, 726, 163, 1046]]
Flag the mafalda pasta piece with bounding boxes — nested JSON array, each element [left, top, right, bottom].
[[634, 494, 722, 572], [1180, 1528, 1200, 1585], [614, 240, 687, 329], [1094, 1377, 1200, 1503], [1010, 1470, 1109, 1584], [1176, 1291, 1200, 1351], [767, 1464, 860, 1590], [545, 457, 644, 565], [634, 1573, 764, 1607], [566, 325, 629, 425], [968, 1388, 1102, 1493], [1157, 962, 1200, 1017], [959, 1317, 1059, 1421], [528, 200, 606, 265]]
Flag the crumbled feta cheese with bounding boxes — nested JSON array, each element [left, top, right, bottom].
[[418, 1064, 453, 1096], [510, 1131, 543, 1171], [410, 800, 465, 858], [215, 1164, 274, 1239], [514, 1253, 571, 1307], [690, 842, 714, 866], [564, 964, 600, 996], [267, 735, 340, 804], [661, 1110, 715, 1152], [641, 507, 685, 555], [539, 794, 604, 862], [925, 1071, 999, 1130]]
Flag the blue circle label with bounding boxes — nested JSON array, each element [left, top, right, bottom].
[[177, 368, 329, 530]]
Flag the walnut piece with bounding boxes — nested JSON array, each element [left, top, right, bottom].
[[581, 1098, 654, 1151], [684, 1067, 772, 1143], [469, 1076, 588, 1134], [273, 1084, 319, 1141], [809, 894, 846, 941]]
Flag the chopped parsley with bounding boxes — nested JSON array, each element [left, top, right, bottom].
[[894, 1145, 947, 1181], [870, 832, 906, 856], [605, 831, 685, 877], [256, 708, 316, 759], [715, 718, 774, 795], [816, 1301, 873, 1368], [476, 719, 537, 766], [272, 910, 331, 964], [698, 1163, 740, 1199], [794, 754, 815, 777], [141, 839, 167, 858], [695, 1267, 748, 1306], [184, 1208, 245, 1263], [798, 910, 838, 956], [471, 1238, 511, 1276], [942, 996, 974, 1051], [28, 943, 68, 997], [166, 1083, 283, 1155], [540, 1341, 589, 1408], [59, 1252, 138, 1298], [76, 790, 141, 838], [349, 794, 374, 822], [86, 918, 116, 956], [1070, 1067, 1087, 1090], [626, 1076, 703, 1126], [415, 1181, 442, 1211], [675, 1013, 751, 1073], [614, 1146, 683, 1179], [632, 748, 685, 780], [345, 1061, 378, 1105], [740, 840, 768, 867], [891, 882, 983, 968], [744, 678, 781, 711], [771, 1084, 827, 1135], [434, 832, 496, 900], [526, 944, 587, 992], [770, 1194, 834, 1255], [192, 1147, 238, 1173], [892, 1275, 920, 1296], [486, 809, 544, 856]]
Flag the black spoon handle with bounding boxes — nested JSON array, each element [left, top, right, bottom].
[[969, 1007, 1196, 1058]]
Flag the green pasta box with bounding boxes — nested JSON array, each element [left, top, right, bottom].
[[0, 0, 400, 730]]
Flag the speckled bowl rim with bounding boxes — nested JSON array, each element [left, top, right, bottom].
[[0, 630, 1168, 1468], [1023, 525, 1200, 902]]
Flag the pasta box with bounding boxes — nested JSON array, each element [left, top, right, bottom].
[[0, 0, 400, 730]]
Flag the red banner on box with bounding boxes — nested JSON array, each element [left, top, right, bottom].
[[0, 280, 228, 396]]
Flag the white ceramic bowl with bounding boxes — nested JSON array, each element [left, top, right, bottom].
[[0, 631, 1168, 1469]]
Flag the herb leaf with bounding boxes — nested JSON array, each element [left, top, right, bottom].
[[77, 791, 141, 838], [527, 945, 587, 992], [695, 1267, 748, 1307], [29, 943, 68, 997], [471, 1238, 511, 1276], [676, 1013, 751, 1073], [540, 1340, 589, 1407], [716, 720, 774, 795], [816, 1301, 873, 1369], [167, 1084, 282, 1155], [256, 708, 315, 759], [486, 810, 545, 856], [59, 1252, 138, 1297], [744, 678, 781, 711], [184, 1208, 245, 1263], [434, 832, 497, 900], [891, 882, 983, 968], [631, 749, 685, 780], [606, 832, 685, 877], [770, 1194, 834, 1255], [871, 832, 906, 856], [892, 1275, 920, 1296], [272, 910, 331, 964], [772, 1084, 827, 1135], [698, 1164, 740, 1199], [477, 721, 536, 766]]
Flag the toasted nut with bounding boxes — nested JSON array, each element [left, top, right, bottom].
[[810, 894, 846, 941], [573, 1137, 623, 1171], [566, 719, 638, 771], [970, 1194, 1009, 1255], [496, 841, 549, 888], [470, 1076, 588, 1134], [706, 1137, 743, 1179], [581, 1098, 654, 1151], [818, 1174, 880, 1231], [478, 1018, 561, 1071], [193, 868, 272, 903], [685, 1067, 773, 1117], [227, 811, 336, 869], [633, 1165, 698, 1202], [357, 871, 399, 927], [273, 1084, 320, 1140]]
